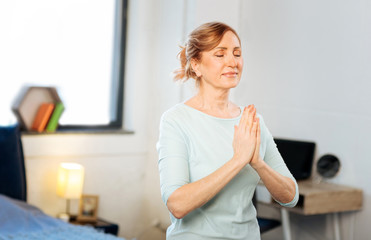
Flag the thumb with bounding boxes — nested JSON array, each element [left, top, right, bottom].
[[233, 125, 238, 137]]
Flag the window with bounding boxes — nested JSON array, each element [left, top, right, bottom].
[[0, 0, 128, 130]]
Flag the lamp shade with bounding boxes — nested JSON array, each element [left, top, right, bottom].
[[57, 163, 84, 199]]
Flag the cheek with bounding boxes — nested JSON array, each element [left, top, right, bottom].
[[204, 60, 222, 74], [239, 56, 244, 66], [238, 58, 244, 70], [238, 57, 243, 70]]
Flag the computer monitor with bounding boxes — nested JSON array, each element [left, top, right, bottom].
[[274, 138, 316, 180]]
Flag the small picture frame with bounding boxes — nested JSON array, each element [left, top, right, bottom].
[[77, 194, 99, 222]]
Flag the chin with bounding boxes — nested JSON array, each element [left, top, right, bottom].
[[224, 78, 240, 89]]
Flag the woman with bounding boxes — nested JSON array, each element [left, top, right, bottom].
[[157, 22, 298, 240]]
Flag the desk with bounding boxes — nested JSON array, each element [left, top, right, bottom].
[[259, 180, 363, 240]]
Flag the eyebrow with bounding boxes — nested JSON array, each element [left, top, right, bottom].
[[214, 47, 241, 50]]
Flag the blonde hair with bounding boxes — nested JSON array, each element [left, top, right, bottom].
[[173, 22, 240, 82]]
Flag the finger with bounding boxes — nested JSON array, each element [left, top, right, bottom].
[[239, 105, 250, 130], [256, 118, 261, 144], [251, 116, 258, 136], [255, 119, 261, 155], [247, 106, 256, 132], [234, 124, 242, 139]]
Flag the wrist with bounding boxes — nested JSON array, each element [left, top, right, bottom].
[[251, 158, 266, 171], [231, 154, 247, 168]]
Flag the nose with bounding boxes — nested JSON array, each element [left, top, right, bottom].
[[226, 53, 237, 67]]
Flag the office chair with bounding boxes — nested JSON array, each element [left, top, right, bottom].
[[253, 191, 281, 233]]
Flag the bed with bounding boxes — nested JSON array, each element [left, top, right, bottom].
[[0, 124, 126, 240]]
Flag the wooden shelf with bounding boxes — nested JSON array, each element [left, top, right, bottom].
[[12, 86, 62, 131]]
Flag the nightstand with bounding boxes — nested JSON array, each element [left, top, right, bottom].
[[70, 218, 119, 236]]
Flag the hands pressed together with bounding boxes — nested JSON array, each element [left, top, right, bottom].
[[232, 105, 263, 169], [166, 105, 297, 219]]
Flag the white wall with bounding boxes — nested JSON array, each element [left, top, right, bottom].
[[22, 0, 159, 238], [141, 0, 185, 232], [21, 0, 371, 239], [235, 1, 371, 239], [144, 0, 371, 240]]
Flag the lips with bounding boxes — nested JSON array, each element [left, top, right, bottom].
[[222, 72, 238, 77]]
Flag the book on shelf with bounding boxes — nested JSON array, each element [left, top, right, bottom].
[[46, 102, 65, 132], [12, 86, 63, 131], [31, 103, 55, 132]]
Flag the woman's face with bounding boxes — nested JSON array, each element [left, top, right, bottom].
[[192, 31, 243, 90]]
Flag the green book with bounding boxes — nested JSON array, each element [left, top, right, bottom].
[[46, 102, 65, 132]]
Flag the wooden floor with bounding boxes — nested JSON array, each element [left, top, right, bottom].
[[137, 226, 166, 240], [261, 227, 284, 240]]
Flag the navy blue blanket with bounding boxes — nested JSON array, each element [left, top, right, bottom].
[[0, 195, 125, 240]]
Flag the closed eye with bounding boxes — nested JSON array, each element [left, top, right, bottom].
[[234, 50, 241, 57]]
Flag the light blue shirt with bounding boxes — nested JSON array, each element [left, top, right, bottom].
[[157, 103, 298, 240]]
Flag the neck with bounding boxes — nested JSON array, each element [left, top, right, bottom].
[[195, 84, 231, 111]]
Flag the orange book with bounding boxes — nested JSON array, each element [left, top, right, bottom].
[[31, 103, 55, 132]]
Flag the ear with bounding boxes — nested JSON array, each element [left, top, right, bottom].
[[190, 58, 202, 77]]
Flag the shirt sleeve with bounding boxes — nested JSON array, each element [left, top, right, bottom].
[[260, 115, 299, 208], [156, 114, 190, 206]]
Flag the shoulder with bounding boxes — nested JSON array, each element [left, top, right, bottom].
[[160, 103, 188, 123], [160, 103, 196, 131], [158, 104, 191, 141], [256, 112, 265, 125]]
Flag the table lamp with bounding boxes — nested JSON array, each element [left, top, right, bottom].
[[57, 162, 84, 221]]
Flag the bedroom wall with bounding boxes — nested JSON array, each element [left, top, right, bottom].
[[235, 1, 371, 240], [21, 0, 159, 239], [143, 0, 371, 240], [20, 0, 371, 239]]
